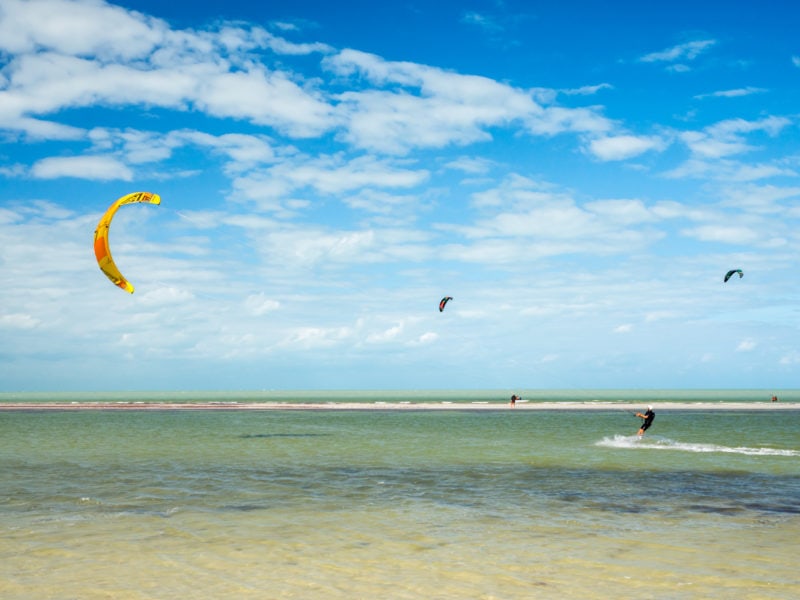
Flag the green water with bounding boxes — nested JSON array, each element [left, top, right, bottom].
[[1, 406, 799, 598], [2, 387, 798, 404]]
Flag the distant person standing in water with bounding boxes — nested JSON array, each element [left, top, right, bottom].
[[635, 405, 655, 437], [510, 394, 519, 407]]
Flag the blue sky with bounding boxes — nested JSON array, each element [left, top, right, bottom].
[[1, 0, 799, 392]]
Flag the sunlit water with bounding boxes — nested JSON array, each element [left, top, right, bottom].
[[1, 393, 798, 599]]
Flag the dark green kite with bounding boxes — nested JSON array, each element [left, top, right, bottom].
[[724, 269, 743, 282]]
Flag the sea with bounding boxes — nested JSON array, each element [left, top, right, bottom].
[[1, 390, 798, 599]]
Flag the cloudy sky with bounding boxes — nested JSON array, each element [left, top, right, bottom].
[[1, 0, 799, 392]]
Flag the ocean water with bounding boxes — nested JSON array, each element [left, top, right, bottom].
[[1, 391, 799, 599], [2, 387, 799, 405]]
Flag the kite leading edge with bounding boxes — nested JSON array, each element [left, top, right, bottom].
[[93, 191, 161, 293]]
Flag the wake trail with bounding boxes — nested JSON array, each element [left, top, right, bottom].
[[596, 435, 800, 457]]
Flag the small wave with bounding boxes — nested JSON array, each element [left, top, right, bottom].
[[596, 435, 800, 457]]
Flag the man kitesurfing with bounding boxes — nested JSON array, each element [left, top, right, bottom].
[[635, 405, 655, 437]]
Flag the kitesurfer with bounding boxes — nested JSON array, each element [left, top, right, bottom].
[[635, 405, 655, 437], [510, 394, 518, 407]]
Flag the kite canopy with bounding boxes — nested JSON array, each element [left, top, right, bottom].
[[93, 192, 161, 293], [439, 296, 453, 312], [724, 269, 743, 283]]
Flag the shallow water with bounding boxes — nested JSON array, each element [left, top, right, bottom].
[[1, 405, 798, 598]]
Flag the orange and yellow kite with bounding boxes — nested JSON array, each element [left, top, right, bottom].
[[93, 191, 161, 293]]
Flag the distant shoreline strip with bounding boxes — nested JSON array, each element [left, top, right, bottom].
[[0, 402, 798, 411]]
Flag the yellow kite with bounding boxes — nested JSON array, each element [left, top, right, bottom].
[[93, 191, 161, 293]]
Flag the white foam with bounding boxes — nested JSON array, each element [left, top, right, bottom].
[[596, 434, 800, 457]]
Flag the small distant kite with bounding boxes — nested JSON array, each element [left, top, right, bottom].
[[439, 296, 453, 312], [94, 191, 161, 293], [724, 269, 743, 283]]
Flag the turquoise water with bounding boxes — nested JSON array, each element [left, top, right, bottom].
[[1, 395, 799, 598], [1, 387, 799, 404]]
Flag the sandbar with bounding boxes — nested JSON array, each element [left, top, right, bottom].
[[0, 402, 798, 411]]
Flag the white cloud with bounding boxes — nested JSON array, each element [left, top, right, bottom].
[[0, 117, 86, 141], [137, 286, 195, 306], [195, 68, 334, 138], [413, 332, 439, 345], [6, 51, 187, 115], [231, 154, 429, 211], [726, 163, 796, 182], [538, 354, 559, 364], [644, 311, 678, 322], [640, 39, 716, 64], [614, 324, 633, 333], [719, 184, 800, 212], [0, 0, 166, 58], [325, 49, 614, 154], [367, 323, 404, 343], [679, 132, 750, 159], [0, 5, 336, 140], [585, 199, 657, 225], [779, 351, 800, 365], [1, 2, 625, 167], [334, 88, 498, 153], [444, 156, 494, 174], [525, 106, 613, 137], [251, 28, 333, 55], [280, 155, 428, 195], [0, 313, 41, 329], [446, 175, 666, 261], [666, 64, 691, 73], [342, 189, 421, 216], [280, 325, 354, 349], [694, 87, 767, 99], [665, 157, 796, 182], [736, 339, 756, 352], [0, 163, 27, 178], [461, 12, 503, 33], [681, 224, 760, 245], [560, 83, 613, 96], [244, 293, 281, 316], [31, 155, 133, 180], [271, 21, 299, 32], [80, 128, 281, 181], [668, 116, 794, 179], [587, 134, 665, 161], [706, 116, 789, 139], [209, 133, 277, 166]]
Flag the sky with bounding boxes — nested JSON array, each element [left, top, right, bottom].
[[1, 0, 799, 392]]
